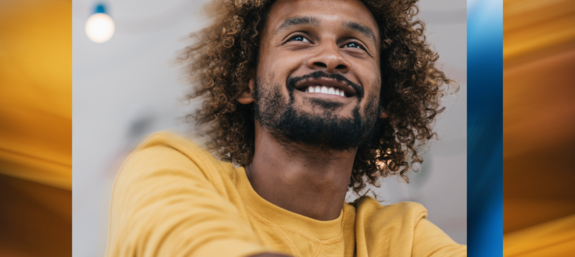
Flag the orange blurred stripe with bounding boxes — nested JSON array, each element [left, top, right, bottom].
[[504, 0, 575, 255], [0, 0, 72, 256]]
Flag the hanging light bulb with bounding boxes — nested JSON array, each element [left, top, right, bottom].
[[85, 4, 115, 43]]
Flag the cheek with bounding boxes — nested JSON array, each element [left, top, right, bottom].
[[265, 50, 307, 76], [258, 51, 307, 99], [357, 66, 382, 114], [358, 67, 381, 97]]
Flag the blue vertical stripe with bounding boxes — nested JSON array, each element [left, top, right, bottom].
[[467, 0, 503, 256]]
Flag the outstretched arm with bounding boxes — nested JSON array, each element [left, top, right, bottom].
[[106, 138, 278, 257]]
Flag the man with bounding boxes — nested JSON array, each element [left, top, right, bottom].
[[106, 0, 466, 256]]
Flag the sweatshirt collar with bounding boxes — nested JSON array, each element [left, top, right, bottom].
[[236, 167, 346, 241]]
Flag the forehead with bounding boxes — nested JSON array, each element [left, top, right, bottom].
[[265, 0, 379, 37]]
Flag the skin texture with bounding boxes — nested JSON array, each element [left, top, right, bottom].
[[239, 0, 381, 222]]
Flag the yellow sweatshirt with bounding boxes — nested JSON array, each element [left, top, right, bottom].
[[106, 132, 466, 257]]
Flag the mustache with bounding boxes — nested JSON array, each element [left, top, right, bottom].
[[286, 71, 364, 99]]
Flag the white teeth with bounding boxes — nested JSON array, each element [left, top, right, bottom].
[[304, 85, 345, 97]]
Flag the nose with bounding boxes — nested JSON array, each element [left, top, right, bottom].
[[306, 42, 351, 73]]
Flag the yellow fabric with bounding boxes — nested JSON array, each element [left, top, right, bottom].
[[107, 132, 466, 257]]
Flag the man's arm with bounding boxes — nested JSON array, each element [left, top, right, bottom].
[[106, 138, 275, 257]]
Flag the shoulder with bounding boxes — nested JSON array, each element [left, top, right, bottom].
[[107, 132, 266, 257], [126, 131, 219, 166], [352, 196, 466, 256], [353, 196, 428, 225], [115, 131, 237, 192], [352, 196, 429, 241]]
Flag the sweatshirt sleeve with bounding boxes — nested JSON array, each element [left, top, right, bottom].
[[412, 217, 467, 257], [354, 197, 466, 257], [105, 136, 270, 257]]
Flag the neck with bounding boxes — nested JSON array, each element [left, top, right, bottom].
[[246, 124, 357, 221]]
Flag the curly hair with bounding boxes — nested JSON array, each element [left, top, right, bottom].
[[181, 0, 457, 193]]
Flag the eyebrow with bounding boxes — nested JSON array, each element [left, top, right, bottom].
[[343, 21, 377, 44], [274, 16, 377, 44], [275, 16, 319, 35]]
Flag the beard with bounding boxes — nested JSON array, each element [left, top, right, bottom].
[[253, 71, 381, 151]]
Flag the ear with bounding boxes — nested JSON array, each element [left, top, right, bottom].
[[379, 105, 388, 119], [237, 77, 255, 104], [380, 111, 388, 119]]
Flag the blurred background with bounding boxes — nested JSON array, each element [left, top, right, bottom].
[[72, 1, 466, 256], [503, 0, 575, 255]]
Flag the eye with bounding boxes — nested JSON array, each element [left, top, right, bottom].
[[288, 35, 310, 43], [343, 42, 365, 50]]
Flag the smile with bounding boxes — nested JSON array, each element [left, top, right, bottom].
[[304, 85, 345, 97], [294, 77, 358, 98]]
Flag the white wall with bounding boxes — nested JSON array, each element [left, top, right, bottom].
[[72, 0, 466, 256]]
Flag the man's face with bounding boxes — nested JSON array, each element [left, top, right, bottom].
[[254, 0, 382, 150]]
